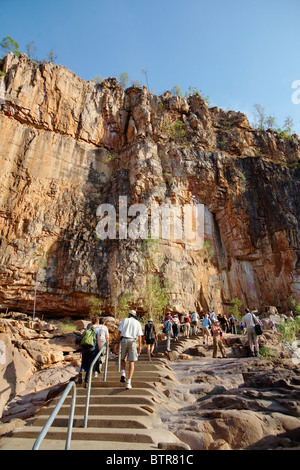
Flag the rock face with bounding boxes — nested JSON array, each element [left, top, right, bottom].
[[0, 53, 299, 317]]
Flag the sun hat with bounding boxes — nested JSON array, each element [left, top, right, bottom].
[[129, 310, 137, 316]]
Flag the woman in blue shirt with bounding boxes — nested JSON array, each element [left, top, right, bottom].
[[202, 314, 211, 345]]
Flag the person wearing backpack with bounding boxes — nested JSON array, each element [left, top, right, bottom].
[[95, 318, 110, 376], [242, 308, 261, 357], [229, 314, 237, 334], [78, 317, 99, 387], [164, 315, 173, 352], [144, 318, 157, 361]]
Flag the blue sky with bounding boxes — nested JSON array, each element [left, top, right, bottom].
[[1, 0, 300, 133]]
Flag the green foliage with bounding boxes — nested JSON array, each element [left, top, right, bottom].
[[140, 274, 170, 322], [290, 297, 300, 316], [106, 154, 117, 163], [58, 321, 77, 334], [229, 297, 243, 322], [0, 36, 20, 58], [89, 296, 104, 317], [114, 292, 135, 320], [90, 74, 105, 84], [277, 318, 299, 344], [198, 241, 214, 260], [185, 86, 211, 105], [253, 104, 296, 139], [253, 103, 277, 130], [171, 85, 182, 97], [259, 345, 278, 359], [139, 236, 172, 321], [119, 72, 129, 89], [165, 120, 187, 141]]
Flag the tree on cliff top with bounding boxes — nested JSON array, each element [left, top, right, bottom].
[[0, 36, 20, 58]]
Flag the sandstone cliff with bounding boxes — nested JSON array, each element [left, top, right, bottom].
[[0, 53, 299, 317]]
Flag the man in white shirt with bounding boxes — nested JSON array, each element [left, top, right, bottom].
[[117, 310, 143, 389], [191, 311, 199, 335], [242, 308, 260, 356], [210, 310, 217, 323]]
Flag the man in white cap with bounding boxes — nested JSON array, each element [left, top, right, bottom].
[[117, 310, 143, 389]]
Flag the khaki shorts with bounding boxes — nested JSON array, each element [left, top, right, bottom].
[[247, 326, 257, 342], [121, 339, 138, 362], [203, 327, 210, 336]]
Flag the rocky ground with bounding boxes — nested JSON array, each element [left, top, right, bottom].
[[1, 312, 300, 450], [156, 333, 300, 450]]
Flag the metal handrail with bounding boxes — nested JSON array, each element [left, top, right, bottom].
[[83, 341, 108, 428], [32, 380, 77, 450]]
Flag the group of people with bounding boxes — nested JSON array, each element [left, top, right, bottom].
[[79, 306, 263, 390], [162, 308, 263, 359]]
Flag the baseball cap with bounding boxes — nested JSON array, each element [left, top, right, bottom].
[[129, 310, 137, 316]]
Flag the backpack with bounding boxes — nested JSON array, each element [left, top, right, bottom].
[[163, 320, 172, 334], [80, 327, 96, 348], [145, 322, 155, 340]]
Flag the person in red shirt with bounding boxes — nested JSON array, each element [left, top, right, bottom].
[[183, 313, 191, 338]]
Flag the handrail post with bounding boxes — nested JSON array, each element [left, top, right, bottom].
[[65, 382, 77, 450], [83, 342, 107, 428], [118, 342, 121, 372], [103, 342, 109, 382], [32, 380, 76, 450]]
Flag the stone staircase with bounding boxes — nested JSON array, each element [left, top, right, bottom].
[[0, 338, 189, 450]]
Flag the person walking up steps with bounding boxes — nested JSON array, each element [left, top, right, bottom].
[[183, 312, 191, 338], [242, 308, 260, 357], [79, 317, 99, 387], [144, 318, 157, 361], [117, 310, 143, 389], [95, 318, 109, 376], [202, 313, 211, 345], [191, 311, 199, 335], [164, 315, 173, 352], [172, 314, 180, 340]]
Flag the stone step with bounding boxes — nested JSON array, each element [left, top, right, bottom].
[[0, 348, 188, 451], [41, 403, 153, 416], [0, 437, 159, 451], [31, 414, 159, 429], [74, 387, 155, 396], [98, 371, 162, 378], [61, 394, 155, 405], [12, 425, 158, 443], [1, 425, 185, 450], [84, 381, 158, 389]]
